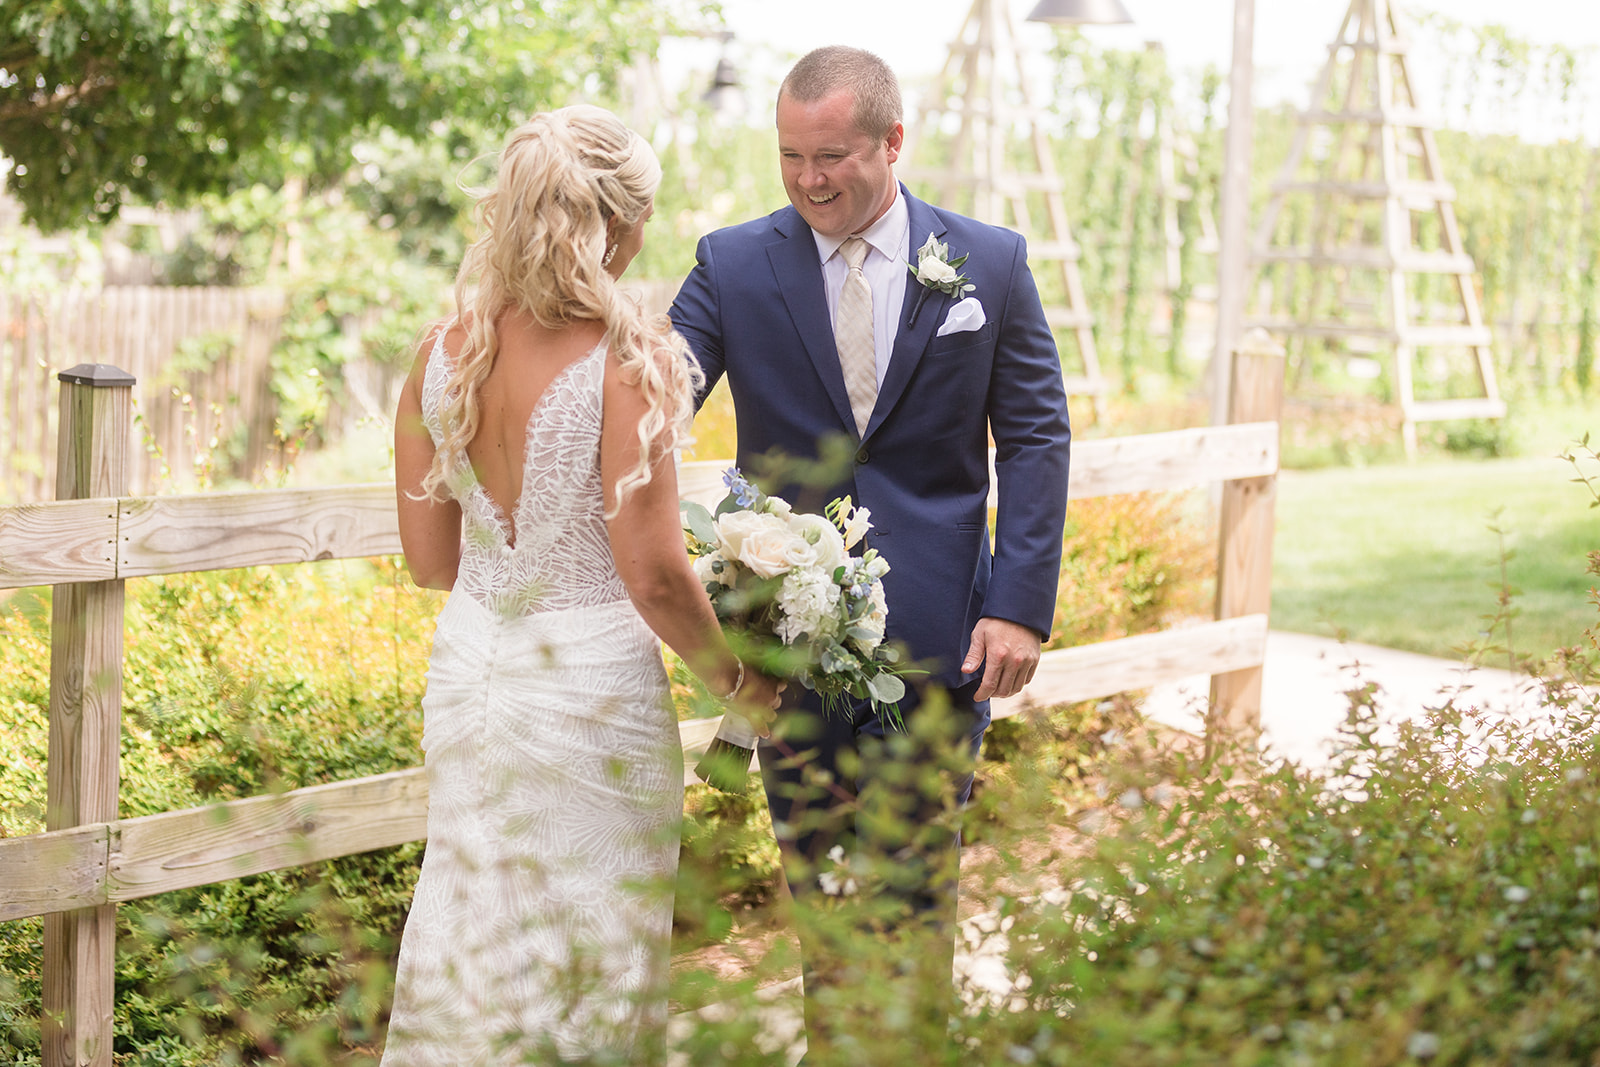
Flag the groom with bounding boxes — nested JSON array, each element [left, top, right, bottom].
[[671, 45, 1071, 1040]]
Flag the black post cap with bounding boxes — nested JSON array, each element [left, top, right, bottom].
[[58, 364, 137, 387]]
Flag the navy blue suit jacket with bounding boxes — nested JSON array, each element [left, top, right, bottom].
[[670, 187, 1071, 692]]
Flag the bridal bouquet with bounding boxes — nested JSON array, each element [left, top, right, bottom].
[[682, 469, 908, 790]]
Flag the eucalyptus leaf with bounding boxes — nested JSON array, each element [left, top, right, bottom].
[[868, 672, 905, 703], [680, 500, 717, 545]]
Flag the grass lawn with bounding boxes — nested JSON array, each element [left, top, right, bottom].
[[1272, 452, 1599, 664]]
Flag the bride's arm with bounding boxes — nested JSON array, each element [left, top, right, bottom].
[[395, 331, 462, 590], [601, 349, 782, 725]]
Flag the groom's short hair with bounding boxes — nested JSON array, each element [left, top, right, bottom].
[[779, 46, 902, 140]]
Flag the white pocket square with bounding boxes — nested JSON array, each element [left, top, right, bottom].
[[936, 296, 985, 337]]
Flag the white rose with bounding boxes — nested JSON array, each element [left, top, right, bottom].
[[787, 513, 847, 573], [917, 256, 958, 286], [717, 510, 814, 578], [714, 509, 770, 559]]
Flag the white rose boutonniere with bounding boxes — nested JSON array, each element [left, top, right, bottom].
[[907, 232, 974, 326]]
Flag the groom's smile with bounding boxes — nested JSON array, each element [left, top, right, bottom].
[[776, 88, 902, 239]]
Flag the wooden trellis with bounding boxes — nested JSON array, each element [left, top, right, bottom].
[[1247, 0, 1504, 455], [1157, 104, 1219, 302], [899, 0, 1106, 404]]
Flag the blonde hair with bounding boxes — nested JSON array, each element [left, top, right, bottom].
[[421, 105, 701, 516]]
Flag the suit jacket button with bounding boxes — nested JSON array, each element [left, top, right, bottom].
[[855, 447, 869, 464]]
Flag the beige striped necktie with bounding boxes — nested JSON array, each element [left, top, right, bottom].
[[835, 236, 876, 436]]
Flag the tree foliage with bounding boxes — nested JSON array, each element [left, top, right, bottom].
[[0, 0, 695, 230]]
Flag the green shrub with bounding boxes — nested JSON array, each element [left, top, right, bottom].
[[1050, 491, 1212, 651], [0, 559, 438, 1065], [952, 681, 1600, 1065]]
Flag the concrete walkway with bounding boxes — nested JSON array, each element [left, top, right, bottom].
[[1140, 629, 1554, 770]]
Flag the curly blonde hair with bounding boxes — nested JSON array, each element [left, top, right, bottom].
[[421, 105, 701, 516]]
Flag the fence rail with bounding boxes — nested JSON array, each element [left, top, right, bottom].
[[0, 342, 1284, 1065], [0, 422, 1276, 590]]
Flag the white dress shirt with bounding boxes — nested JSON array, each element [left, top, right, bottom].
[[812, 189, 910, 388]]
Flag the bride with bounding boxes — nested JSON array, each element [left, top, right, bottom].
[[385, 105, 782, 1064]]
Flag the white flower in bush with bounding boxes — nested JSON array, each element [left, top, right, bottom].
[[819, 845, 859, 896], [1406, 1033, 1441, 1059]]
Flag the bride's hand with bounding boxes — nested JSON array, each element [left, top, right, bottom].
[[731, 672, 785, 737]]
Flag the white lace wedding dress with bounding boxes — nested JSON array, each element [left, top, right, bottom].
[[382, 334, 682, 1065]]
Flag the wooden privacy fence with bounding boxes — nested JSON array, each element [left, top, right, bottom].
[[0, 287, 286, 503], [0, 279, 694, 508], [0, 339, 1282, 1066]]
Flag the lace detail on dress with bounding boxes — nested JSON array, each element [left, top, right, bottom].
[[419, 331, 629, 617]]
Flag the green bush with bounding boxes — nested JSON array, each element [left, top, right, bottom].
[[1050, 491, 1212, 651], [957, 680, 1600, 1065], [0, 560, 438, 1065]]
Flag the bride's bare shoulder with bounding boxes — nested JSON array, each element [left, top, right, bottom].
[[406, 318, 467, 384]]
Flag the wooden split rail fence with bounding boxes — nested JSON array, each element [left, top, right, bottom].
[[0, 341, 1283, 1066]]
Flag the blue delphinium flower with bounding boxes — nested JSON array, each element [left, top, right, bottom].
[[722, 467, 762, 508]]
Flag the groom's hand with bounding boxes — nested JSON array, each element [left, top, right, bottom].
[[963, 617, 1042, 701]]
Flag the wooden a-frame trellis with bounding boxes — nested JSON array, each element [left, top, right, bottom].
[[1152, 44, 1219, 304], [1247, 0, 1504, 455], [898, 0, 1106, 404]]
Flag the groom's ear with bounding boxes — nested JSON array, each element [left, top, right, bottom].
[[884, 122, 904, 165]]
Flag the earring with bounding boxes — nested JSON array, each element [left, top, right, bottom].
[[602, 244, 617, 269]]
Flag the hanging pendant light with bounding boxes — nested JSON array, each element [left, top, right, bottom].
[[1025, 0, 1135, 25], [701, 32, 743, 119]]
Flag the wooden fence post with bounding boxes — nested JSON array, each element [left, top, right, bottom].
[[44, 364, 134, 1067], [1208, 329, 1285, 746]]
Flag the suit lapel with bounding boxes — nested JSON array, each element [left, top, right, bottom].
[[767, 209, 859, 435], [865, 191, 947, 441]]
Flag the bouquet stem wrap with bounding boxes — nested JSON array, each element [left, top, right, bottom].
[[694, 711, 760, 793]]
